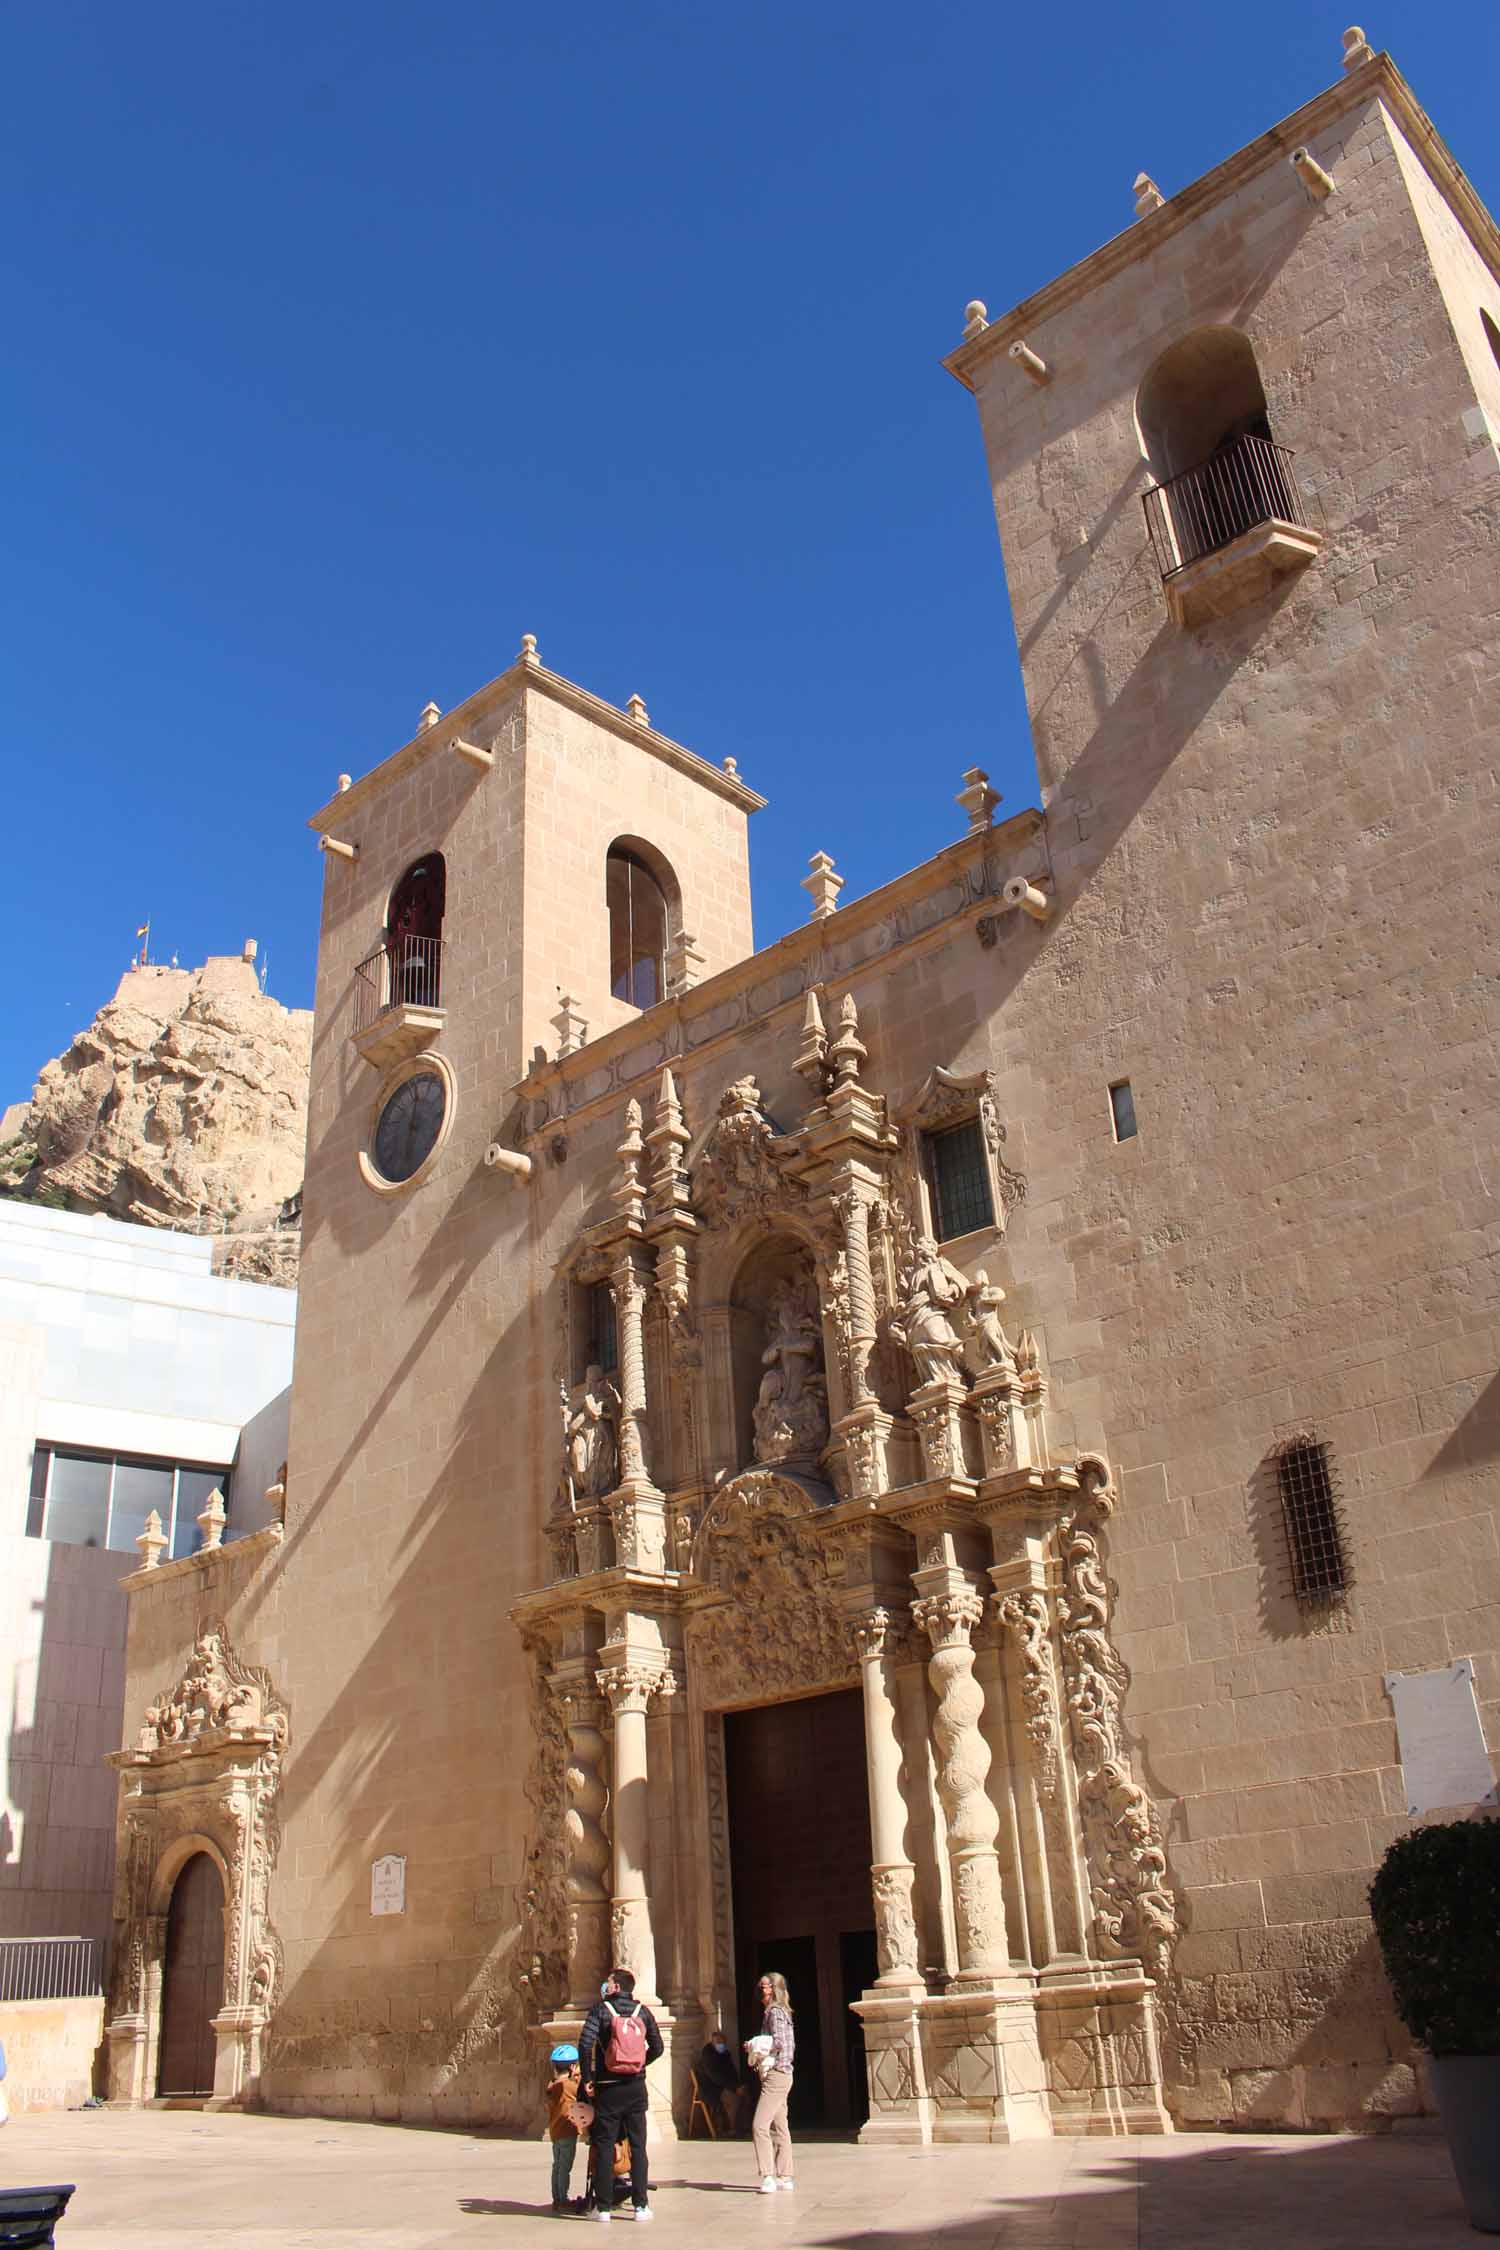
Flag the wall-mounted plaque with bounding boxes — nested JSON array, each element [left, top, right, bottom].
[[1385, 1659, 1497, 1817], [370, 1853, 407, 1916]]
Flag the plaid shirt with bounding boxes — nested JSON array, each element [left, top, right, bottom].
[[762, 2003, 795, 2074]]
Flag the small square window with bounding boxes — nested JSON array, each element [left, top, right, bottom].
[[923, 1117, 995, 1242], [1109, 1081, 1138, 1141]]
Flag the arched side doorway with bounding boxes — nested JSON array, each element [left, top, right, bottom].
[[157, 1851, 226, 2097]]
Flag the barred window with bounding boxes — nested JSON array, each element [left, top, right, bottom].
[[1274, 1435, 1350, 1603], [923, 1117, 995, 1242]]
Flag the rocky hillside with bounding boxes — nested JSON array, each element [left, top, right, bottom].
[[0, 949, 312, 1286]]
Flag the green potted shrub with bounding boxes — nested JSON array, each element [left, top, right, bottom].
[[1369, 1820, 1500, 2234]]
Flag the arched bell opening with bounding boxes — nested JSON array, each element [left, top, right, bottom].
[[728, 1233, 829, 1475]]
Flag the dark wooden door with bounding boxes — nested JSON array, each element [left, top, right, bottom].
[[157, 1853, 225, 2096], [725, 1689, 876, 2129]]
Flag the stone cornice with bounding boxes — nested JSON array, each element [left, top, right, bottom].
[[118, 1520, 283, 1596], [514, 805, 1046, 1141], [307, 658, 766, 833], [945, 54, 1500, 392]]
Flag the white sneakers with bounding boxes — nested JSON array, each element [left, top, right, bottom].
[[634, 2209, 654, 2223], [777, 2180, 795, 2191], [591, 2210, 611, 2224], [759, 2177, 778, 2195]]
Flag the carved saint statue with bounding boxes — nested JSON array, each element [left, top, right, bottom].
[[751, 1276, 829, 1466], [889, 1236, 970, 1388], [964, 1269, 1016, 1373], [563, 1365, 621, 1504]]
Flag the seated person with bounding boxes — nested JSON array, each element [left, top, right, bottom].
[[697, 2026, 747, 2134]]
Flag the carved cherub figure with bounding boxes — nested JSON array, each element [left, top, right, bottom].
[[964, 1269, 1016, 1373], [889, 1236, 970, 1387]]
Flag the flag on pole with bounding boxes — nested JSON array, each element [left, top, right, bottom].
[[135, 920, 150, 965]]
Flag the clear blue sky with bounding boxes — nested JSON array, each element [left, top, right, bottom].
[[3, 4, 1495, 1101]]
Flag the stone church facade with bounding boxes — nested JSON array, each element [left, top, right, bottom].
[[103, 39, 1499, 2139]]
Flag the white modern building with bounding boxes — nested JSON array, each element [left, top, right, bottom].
[[0, 1202, 296, 1945]]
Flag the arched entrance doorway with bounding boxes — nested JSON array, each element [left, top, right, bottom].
[[157, 1852, 225, 2097]]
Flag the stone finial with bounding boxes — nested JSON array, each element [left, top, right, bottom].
[[1342, 24, 1374, 70], [135, 1509, 167, 1570], [552, 993, 588, 1058], [647, 1068, 692, 1221], [956, 766, 1001, 835], [802, 850, 844, 921], [197, 1488, 227, 1552], [963, 300, 990, 341], [793, 988, 828, 1090], [626, 694, 649, 726], [519, 632, 540, 665], [614, 1097, 645, 1225], [1134, 172, 1165, 218], [242, 938, 258, 963], [336, 772, 352, 793], [664, 929, 705, 998], [723, 756, 738, 776], [828, 993, 867, 1087], [1008, 340, 1050, 386], [418, 701, 441, 732]]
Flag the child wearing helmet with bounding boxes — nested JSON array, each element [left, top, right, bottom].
[[546, 2042, 590, 2214]]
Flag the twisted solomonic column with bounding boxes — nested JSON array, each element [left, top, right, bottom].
[[849, 1609, 922, 1986], [552, 1681, 612, 2009], [911, 1588, 1010, 1980], [834, 1186, 879, 1406], [610, 1255, 653, 1488], [596, 1661, 676, 2002]]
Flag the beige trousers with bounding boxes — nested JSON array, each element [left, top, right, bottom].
[[752, 2069, 794, 2179]]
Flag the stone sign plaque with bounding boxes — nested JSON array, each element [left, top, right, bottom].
[[1385, 1659, 1497, 1816], [370, 1853, 406, 1916]]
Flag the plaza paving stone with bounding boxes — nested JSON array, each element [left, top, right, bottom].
[[0, 2111, 1476, 2248]]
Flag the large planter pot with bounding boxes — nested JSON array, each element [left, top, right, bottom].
[[1430, 2055, 1500, 2234]]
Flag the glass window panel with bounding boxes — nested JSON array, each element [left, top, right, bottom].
[[173, 1467, 230, 1557], [1109, 1081, 1138, 1142], [587, 1282, 618, 1375], [108, 1460, 175, 1556], [26, 1445, 49, 1538], [925, 1119, 994, 1242], [607, 851, 667, 1010], [44, 1453, 112, 1549]]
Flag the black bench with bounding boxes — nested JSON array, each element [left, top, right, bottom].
[[0, 2186, 75, 2248]]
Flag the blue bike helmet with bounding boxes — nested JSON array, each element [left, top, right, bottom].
[[550, 2043, 580, 2065]]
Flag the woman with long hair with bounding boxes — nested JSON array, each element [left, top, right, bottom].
[[747, 1971, 795, 2193]]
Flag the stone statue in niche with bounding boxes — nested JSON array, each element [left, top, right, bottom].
[[964, 1270, 1016, 1372], [751, 1276, 828, 1467], [889, 1237, 971, 1387], [562, 1366, 621, 1503]]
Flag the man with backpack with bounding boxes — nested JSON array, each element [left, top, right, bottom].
[[579, 1967, 664, 2222]]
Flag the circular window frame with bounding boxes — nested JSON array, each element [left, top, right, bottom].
[[358, 1051, 456, 1196]]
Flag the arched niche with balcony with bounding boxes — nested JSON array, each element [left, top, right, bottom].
[[1137, 326, 1322, 627], [607, 839, 679, 1014], [352, 851, 447, 1068]]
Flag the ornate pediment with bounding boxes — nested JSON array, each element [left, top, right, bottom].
[[895, 1064, 1026, 1224], [131, 1622, 288, 1759], [692, 1077, 804, 1228]]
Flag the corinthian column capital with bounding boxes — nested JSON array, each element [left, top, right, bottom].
[[912, 1587, 985, 1651]]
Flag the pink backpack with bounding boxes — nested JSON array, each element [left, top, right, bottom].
[[603, 2001, 648, 2073]]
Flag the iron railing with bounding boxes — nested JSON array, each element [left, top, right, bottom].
[[0, 1935, 102, 2004], [1143, 433, 1308, 580], [353, 933, 443, 1032]]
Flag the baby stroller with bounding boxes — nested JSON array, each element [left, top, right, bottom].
[[584, 2122, 634, 2211]]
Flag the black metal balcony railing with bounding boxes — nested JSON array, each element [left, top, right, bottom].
[[353, 932, 443, 1034], [1143, 434, 1308, 580], [0, 1935, 102, 2004]]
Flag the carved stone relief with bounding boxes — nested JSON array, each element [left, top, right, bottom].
[[692, 1077, 803, 1227], [686, 1471, 853, 1710]]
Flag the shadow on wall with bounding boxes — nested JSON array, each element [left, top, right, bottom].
[[1425, 1367, 1500, 1477], [2, 1537, 127, 1948], [802, 2126, 1468, 2249]]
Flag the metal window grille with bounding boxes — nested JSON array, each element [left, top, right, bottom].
[[1274, 1435, 1351, 1604], [923, 1117, 995, 1242], [0, 1936, 102, 2004]]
